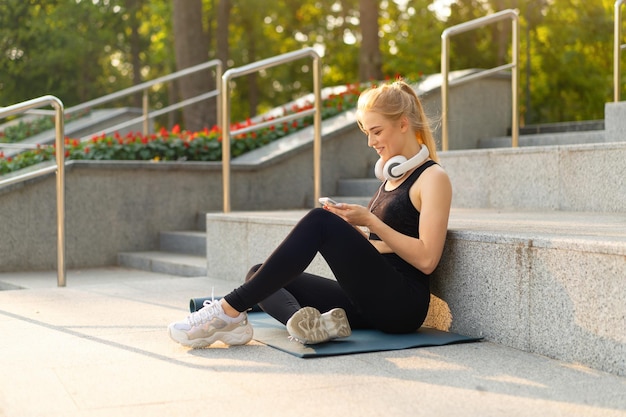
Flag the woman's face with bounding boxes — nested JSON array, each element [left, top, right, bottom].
[[359, 111, 407, 162]]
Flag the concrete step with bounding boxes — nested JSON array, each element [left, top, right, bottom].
[[341, 141, 626, 213], [118, 229, 207, 277], [478, 129, 606, 148], [117, 251, 207, 277], [204, 208, 626, 377], [517, 119, 605, 135], [441, 141, 625, 213], [159, 230, 206, 256]]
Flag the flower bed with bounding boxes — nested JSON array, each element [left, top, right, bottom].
[[0, 83, 366, 176], [1, 75, 426, 176]]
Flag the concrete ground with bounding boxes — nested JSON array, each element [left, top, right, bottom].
[[0, 267, 624, 417]]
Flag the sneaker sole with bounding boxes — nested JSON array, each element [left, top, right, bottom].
[[286, 306, 351, 345], [323, 308, 352, 339]]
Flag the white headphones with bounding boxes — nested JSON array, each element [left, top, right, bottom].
[[374, 144, 430, 181]]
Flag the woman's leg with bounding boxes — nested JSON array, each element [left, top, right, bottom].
[[245, 264, 372, 328], [224, 208, 374, 312], [224, 208, 429, 333]]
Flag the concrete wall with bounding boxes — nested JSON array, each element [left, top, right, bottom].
[[427, 228, 626, 376], [0, 120, 371, 272]]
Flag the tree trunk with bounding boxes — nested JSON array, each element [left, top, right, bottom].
[[172, 0, 213, 131], [127, 0, 143, 108], [359, 0, 382, 82], [216, 0, 230, 68]]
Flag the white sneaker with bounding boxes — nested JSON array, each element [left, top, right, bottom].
[[286, 306, 351, 345], [168, 299, 253, 348]]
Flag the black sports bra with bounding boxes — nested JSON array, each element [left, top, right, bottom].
[[368, 160, 437, 241]]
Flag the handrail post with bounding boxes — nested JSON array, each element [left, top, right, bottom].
[[312, 52, 323, 208], [441, 35, 450, 151], [615, 0, 625, 102], [142, 89, 149, 135], [511, 11, 520, 147], [441, 9, 520, 150], [221, 47, 322, 213], [53, 100, 66, 287], [220, 75, 231, 213]]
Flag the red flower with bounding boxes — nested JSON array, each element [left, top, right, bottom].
[[172, 124, 181, 134]]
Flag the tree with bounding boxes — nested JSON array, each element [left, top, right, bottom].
[[0, 0, 126, 106], [216, 0, 231, 71], [379, 0, 444, 78], [172, 0, 214, 130], [359, 0, 383, 81], [528, 0, 614, 122]]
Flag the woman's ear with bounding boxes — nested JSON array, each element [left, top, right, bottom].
[[399, 116, 410, 132]]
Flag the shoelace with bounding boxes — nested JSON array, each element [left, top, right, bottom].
[[187, 289, 220, 327]]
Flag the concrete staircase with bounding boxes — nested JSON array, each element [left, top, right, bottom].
[[117, 100, 626, 377], [118, 230, 207, 277]]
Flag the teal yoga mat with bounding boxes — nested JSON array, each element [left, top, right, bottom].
[[248, 311, 482, 358]]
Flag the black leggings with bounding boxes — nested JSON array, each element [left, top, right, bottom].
[[223, 208, 430, 333]]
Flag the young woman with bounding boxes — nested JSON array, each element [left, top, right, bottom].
[[168, 80, 452, 347]]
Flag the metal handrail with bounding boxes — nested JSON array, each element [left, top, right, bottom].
[[441, 9, 520, 149], [615, 0, 626, 102], [0, 96, 66, 287], [220, 47, 322, 213], [25, 59, 223, 137]]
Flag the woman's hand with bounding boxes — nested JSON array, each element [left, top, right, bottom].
[[322, 203, 375, 228]]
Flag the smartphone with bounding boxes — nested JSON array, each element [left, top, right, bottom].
[[318, 197, 339, 207]]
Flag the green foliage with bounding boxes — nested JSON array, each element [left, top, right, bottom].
[[1, 0, 623, 128], [0, 110, 91, 143], [0, 118, 54, 144], [523, 0, 615, 122], [0, 0, 128, 106]]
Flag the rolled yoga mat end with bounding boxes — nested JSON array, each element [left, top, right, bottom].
[[189, 297, 262, 313]]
